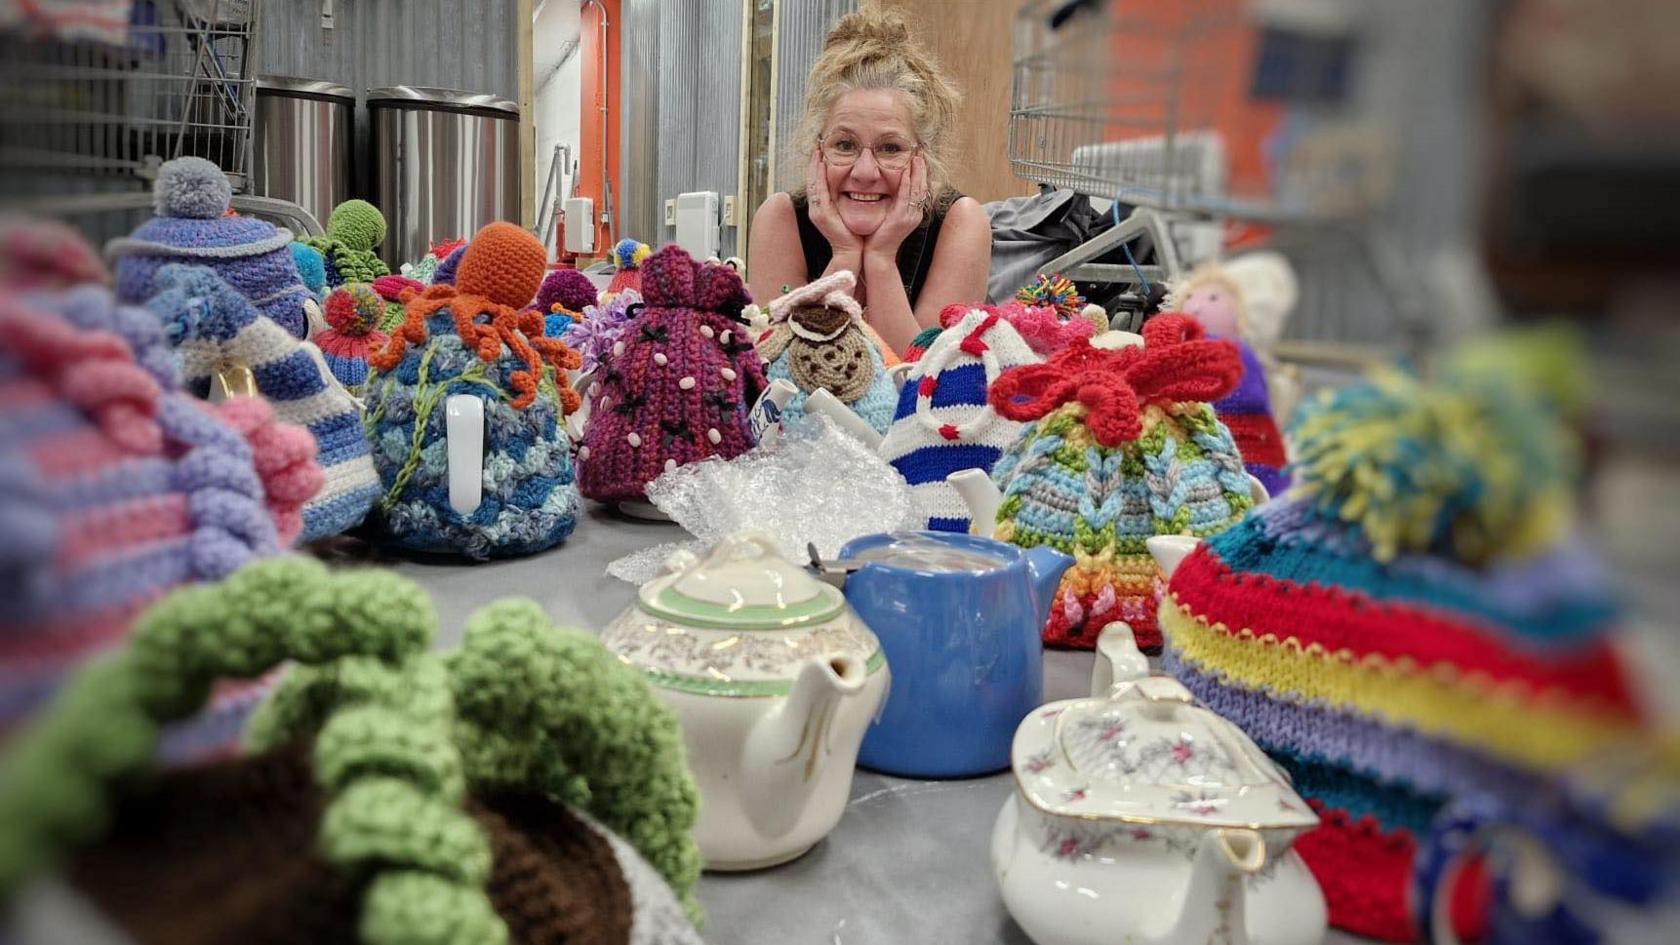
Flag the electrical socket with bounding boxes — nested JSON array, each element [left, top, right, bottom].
[[664, 199, 676, 227], [722, 195, 738, 227]]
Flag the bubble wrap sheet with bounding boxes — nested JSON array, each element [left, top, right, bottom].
[[606, 415, 920, 584]]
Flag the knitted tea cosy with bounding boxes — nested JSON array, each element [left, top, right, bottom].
[[756, 270, 898, 434], [986, 315, 1252, 650], [107, 157, 312, 339], [0, 288, 321, 761], [1157, 366, 1646, 942], [314, 284, 390, 393], [0, 216, 109, 289], [879, 306, 1042, 532], [364, 222, 583, 560], [531, 267, 598, 339], [143, 264, 380, 542], [0, 557, 706, 943], [373, 274, 424, 331], [569, 287, 642, 376], [432, 243, 470, 287], [298, 199, 392, 288], [576, 246, 765, 504], [606, 238, 652, 296], [290, 242, 327, 297]]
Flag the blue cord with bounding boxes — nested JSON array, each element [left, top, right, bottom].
[[1112, 194, 1150, 294]]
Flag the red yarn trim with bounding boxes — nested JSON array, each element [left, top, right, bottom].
[[1295, 800, 1421, 942], [959, 313, 1000, 355], [1219, 410, 1289, 467], [1170, 544, 1643, 714]]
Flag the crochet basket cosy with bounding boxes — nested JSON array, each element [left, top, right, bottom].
[[107, 157, 312, 339], [0, 286, 321, 762], [1157, 367, 1647, 943], [878, 306, 1042, 532], [576, 245, 767, 505], [756, 270, 897, 435], [0, 557, 706, 944], [986, 316, 1253, 650], [364, 223, 583, 560], [143, 264, 380, 542], [297, 199, 391, 288]]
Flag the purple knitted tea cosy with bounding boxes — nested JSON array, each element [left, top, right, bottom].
[[576, 246, 767, 504], [106, 157, 311, 339]]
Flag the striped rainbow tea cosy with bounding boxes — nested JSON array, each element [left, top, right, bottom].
[[364, 222, 583, 560], [986, 315, 1253, 650], [106, 157, 312, 339], [576, 245, 767, 505], [143, 263, 380, 542], [1158, 365, 1648, 942], [878, 306, 1042, 533], [0, 285, 321, 762]]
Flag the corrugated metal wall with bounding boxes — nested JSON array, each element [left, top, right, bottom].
[[620, 0, 662, 245], [258, 0, 519, 196], [773, 0, 856, 193]]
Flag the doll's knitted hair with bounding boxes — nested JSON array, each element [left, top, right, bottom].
[[365, 224, 583, 559], [298, 199, 391, 287], [0, 556, 705, 939], [1162, 253, 1298, 349]]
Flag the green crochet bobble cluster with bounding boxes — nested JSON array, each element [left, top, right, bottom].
[[302, 199, 392, 285], [0, 557, 704, 943]]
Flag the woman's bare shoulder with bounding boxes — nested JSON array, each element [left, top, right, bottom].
[[755, 191, 798, 225]]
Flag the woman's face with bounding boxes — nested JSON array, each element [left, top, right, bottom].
[[821, 88, 919, 238]]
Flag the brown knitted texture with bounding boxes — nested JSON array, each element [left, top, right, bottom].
[[69, 747, 635, 945]]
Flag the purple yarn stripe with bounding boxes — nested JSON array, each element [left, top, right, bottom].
[[1164, 645, 1543, 803], [0, 399, 86, 445], [55, 457, 178, 511]]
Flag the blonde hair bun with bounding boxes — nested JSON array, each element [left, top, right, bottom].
[[823, 9, 914, 52]]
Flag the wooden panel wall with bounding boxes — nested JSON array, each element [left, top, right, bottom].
[[866, 0, 1034, 203]]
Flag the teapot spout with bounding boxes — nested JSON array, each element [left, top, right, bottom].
[[742, 654, 868, 837], [1152, 828, 1265, 945], [947, 468, 1003, 538], [1145, 534, 1200, 580], [1023, 545, 1073, 628]]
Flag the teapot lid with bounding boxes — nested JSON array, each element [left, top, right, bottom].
[[639, 532, 845, 629], [1013, 676, 1318, 831]]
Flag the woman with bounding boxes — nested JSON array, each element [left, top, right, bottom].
[[747, 10, 991, 355]]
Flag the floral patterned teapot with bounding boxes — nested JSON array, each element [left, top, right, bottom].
[[991, 622, 1327, 945], [600, 531, 889, 870]]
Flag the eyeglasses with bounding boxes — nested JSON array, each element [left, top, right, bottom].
[[819, 133, 920, 172]]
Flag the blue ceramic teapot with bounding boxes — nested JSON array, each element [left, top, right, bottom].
[[835, 531, 1071, 777]]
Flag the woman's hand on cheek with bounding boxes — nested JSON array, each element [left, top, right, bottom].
[[863, 154, 927, 264], [807, 149, 864, 259]]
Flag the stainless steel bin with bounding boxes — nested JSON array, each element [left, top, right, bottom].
[[253, 76, 354, 232], [368, 86, 521, 268]]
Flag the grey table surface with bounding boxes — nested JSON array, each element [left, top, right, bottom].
[[375, 505, 1366, 945]]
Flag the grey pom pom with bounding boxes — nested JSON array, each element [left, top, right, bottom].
[[154, 157, 232, 219]]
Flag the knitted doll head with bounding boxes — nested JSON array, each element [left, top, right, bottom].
[[314, 284, 390, 393], [106, 157, 312, 339], [985, 315, 1252, 650], [143, 264, 379, 542], [0, 289, 322, 759], [1163, 252, 1298, 348], [364, 223, 583, 560], [0, 557, 706, 941], [756, 270, 897, 434], [0, 216, 109, 289], [576, 245, 767, 505], [1157, 362, 1643, 943], [606, 238, 652, 295], [878, 306, 1043, 532], [297, 199, 392, 288]]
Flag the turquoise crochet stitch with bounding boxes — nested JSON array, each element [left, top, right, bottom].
[[763, 339, 898, 434], [0, 556, 707, 938]]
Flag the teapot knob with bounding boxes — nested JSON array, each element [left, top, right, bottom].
[[662, 548, 701, 574]]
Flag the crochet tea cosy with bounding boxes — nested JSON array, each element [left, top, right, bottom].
[[1158, 366, 1647, 942], [531, 266, 598, 338], [606, 238, 652, 295], [0, 557, 706, 943], [987, 315, 1253, 650], [364, 222, 583, 560], [0, 287, 320, 761], [315, 283, 389, 393], [297, 199, 391, 288], [107, 157, 312, 339], [432, 242, 470, 286], [290, 242, 327, 297], [879, 306, 1042, 532], [372, 274, 424, 331], [143, 264, 380, 542], [0, 216, 109, 289], [756, 270, 897, 434], [577, 245, 767, 505], [568, 287, 641, 376]]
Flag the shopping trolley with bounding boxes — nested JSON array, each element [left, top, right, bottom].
[[0, 0, 319, 236], [1009, 0, 1422, 356]]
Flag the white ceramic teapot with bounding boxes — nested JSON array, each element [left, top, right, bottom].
[[991, 622, 1327, 945], [600, 531, 889, 870]]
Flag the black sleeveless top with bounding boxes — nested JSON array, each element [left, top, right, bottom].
[[789, 188, 962, 309]]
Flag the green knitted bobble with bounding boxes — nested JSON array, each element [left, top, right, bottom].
[[363, 871, 508, 945], [328, 199, 388, 253]]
